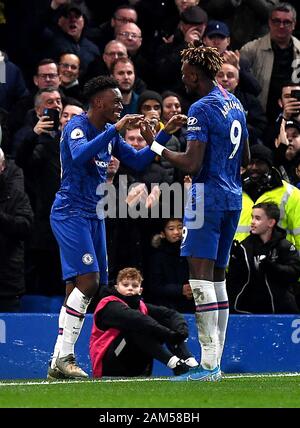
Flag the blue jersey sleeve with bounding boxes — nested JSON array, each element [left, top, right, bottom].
[[113, 129, 171, 171], [186, 103, 209, 143], [66, 122, 118, 166]]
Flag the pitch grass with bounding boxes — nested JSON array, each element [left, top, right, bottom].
[[1, 374, 300, 408]]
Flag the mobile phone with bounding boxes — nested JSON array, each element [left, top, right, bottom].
[[290, 89, 300, 101], [43, 108, 60, 131]]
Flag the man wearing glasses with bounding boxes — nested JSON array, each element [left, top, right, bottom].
[[86, 5, 138, 51], [9, 59, 61, 136], [240, 3, 300, 123], [116, 23, 143, 57], [115, 22, 152, 88]]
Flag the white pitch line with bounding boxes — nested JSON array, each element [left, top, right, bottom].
[[1, 372, 300, 387]]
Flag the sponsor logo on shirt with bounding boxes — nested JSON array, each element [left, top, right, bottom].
[[94, 159, 109, 168], [108, 142, 113, 155], [187, 117, 201, 131]]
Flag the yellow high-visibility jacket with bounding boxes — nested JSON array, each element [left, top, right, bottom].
[[235, 180, 300, 253]]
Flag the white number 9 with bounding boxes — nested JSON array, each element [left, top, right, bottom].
[[182, 226, 188, 244], [229, 120, 242, 159]]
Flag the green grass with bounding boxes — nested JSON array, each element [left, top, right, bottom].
[[1, 374, 300, 408]]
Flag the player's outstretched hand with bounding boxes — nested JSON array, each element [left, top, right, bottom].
[[140, 119, 156, 145], [115, 114, 144, 132], [164, 114, 187, 134]]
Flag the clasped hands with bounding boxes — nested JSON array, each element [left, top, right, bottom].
[[115, 113, 188, 145]]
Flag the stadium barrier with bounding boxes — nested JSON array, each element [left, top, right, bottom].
[[1, 307, 300, 379]]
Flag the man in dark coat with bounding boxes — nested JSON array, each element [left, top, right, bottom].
[[0, 149, 34, 312]]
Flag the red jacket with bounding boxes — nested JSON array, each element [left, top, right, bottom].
[[89, 295, 148, 378]]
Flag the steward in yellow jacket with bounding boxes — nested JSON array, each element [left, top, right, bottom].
[[235, 144, 300, 253]]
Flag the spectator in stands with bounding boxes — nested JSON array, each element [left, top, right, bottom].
[[274, 119, 300, 185], [161, 90, 188, 152], [111, 57, 139, 117], [147, 218, 195, 313], [202, 20, 261, 96], [200, 0, 280, 50], [42, 2, 100, 77], [137, 90, 181, 185], [86, 4, 138, 52], [85, 40, 146, 94], [293, 153, 300, 189], [12, 87, 63, 160], [84, 40, 128, 82], [0, 50, 29, 112], [227, 202, 300, 314], [105, 123, 169, 285], [0, 108, 12, 156], [0, 148, 34, 312], [216, 62, 267, 145], [15, 97, 83, 296], [58, 53, 83, 102], [263, 81, 300, 148], [8, 59, 61, 136], [116, 21, 152, 88], [235, 144, 300, 253], [161, 91, 182, 123], [155, 5, 208, 105], [89, 267, 198, 378], [240, 2, 300, 122]]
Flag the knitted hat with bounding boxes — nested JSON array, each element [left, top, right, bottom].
[[250, 144, 274, 167], [137, 90, 163, 113]]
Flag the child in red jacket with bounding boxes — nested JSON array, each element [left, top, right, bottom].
[[90, 267, 198, 378]]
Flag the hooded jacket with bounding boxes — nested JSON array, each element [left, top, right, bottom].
[[147, 237, 195, 313], [227, 227, 300, 314]]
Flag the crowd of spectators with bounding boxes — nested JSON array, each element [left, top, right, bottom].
[[1, 0, 300, 314]]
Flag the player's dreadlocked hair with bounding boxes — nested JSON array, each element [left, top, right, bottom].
[[181, 43, 223, 80], [83, 75, 120, 102]]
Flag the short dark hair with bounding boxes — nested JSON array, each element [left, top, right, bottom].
[[281, 80, 300, 91], [252, 202, 280, 225], [35, 58, 58, 74], [114, 4, 137, 17], [161, 90, 182, 104], [34, 87, 62, 107], [270, 2, 297, 20], [63, 96, 84, 109], [110, 57, 135, 74], [83, 76, 119, 102]]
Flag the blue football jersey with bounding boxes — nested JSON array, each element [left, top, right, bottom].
[[186, 85, 248, 210], [51, 113, 168, 218]]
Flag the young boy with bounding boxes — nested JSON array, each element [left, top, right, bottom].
[[227, 202, 300, 314], [147, 218, 195, 313], [89, 267, 198, 378]]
